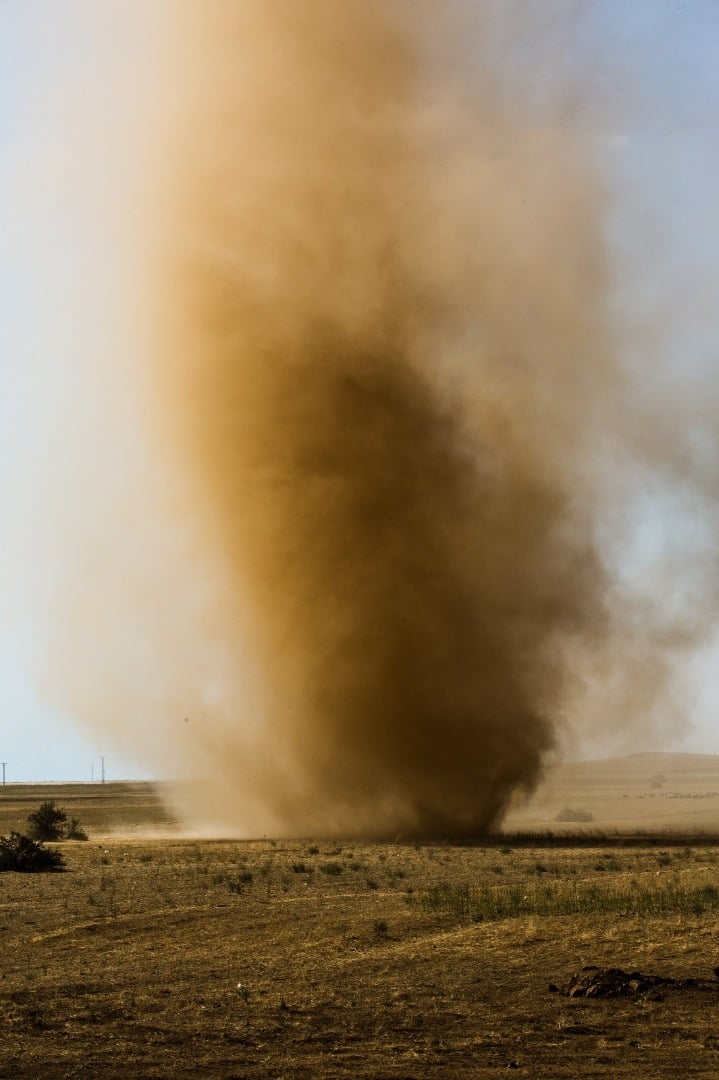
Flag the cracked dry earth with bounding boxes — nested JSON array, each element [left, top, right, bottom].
[[3, 839, 719, 1078]]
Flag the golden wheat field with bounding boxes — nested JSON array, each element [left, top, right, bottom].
[[3, 754, 719, 1078]]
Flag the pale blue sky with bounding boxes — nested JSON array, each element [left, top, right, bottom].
[[1, 2, 165, 780], [2, 2, 719, 781]]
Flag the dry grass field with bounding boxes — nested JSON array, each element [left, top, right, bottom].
[[3, 755, 719, 1078]]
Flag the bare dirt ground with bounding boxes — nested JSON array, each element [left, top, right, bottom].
[[3, 756, 719, 1078], [505, 751, 719, 834]]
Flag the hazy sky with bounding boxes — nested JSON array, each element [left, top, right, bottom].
[[2, 1, 719, 782]]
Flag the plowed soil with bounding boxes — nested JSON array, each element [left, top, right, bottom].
[[4, 764, 719, 1077]]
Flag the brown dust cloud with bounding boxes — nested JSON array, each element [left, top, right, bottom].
[[150, 1, 615, 838], [42, 2, 718, 837]]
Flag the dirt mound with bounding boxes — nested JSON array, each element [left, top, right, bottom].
[[550, 965, 719, 999]]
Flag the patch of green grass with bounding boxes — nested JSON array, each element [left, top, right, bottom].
[[410, 880, 719, 921], [319, 861, 343, 876]]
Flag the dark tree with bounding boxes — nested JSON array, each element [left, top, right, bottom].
[[0, 832, 65, 872], [26, 801, 67, 841]]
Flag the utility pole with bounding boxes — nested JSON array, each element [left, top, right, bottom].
[[1, 763, 6, 787], [100, 756, 105, 784], [91, 762, 94, 783]]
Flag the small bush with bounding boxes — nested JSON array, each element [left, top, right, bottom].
[[0, 832, 65, 873], [27, 801, 67, 841], [65, 818, 88, 841], [26, 801, 87, 841], [319, 861, 343, 876], [373, 919, 389, 937], [555, 807, 594, 823]]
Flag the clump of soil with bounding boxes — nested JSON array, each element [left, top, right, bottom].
[[550, 965, 719, 999]]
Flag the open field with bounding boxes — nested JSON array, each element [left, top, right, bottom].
[[3, 756, 719, 1078], [4, 751, 719, 839], [0, 782, 177, 839], [504, 752, 719, 834]]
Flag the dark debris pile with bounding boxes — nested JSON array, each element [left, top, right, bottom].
[[549, 965, 719, 1000]]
